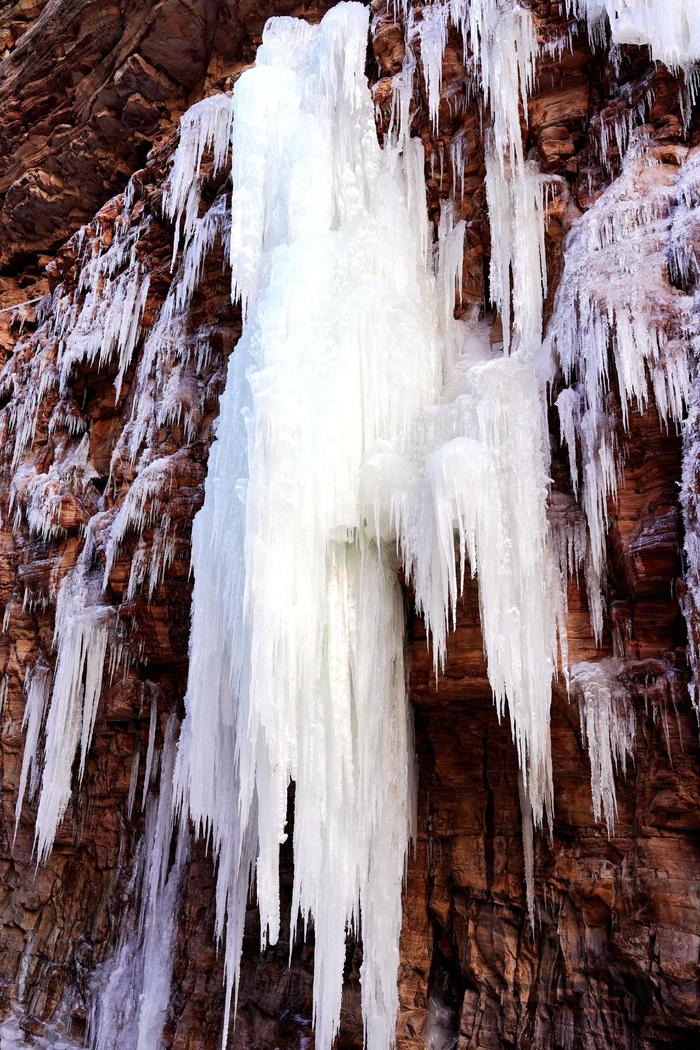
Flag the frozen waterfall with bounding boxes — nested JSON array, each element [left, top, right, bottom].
[[176, 4, 562, 1049]]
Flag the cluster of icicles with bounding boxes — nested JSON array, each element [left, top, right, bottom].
[[179, 6, 561, 1048], [7, 1, 700, 1049]]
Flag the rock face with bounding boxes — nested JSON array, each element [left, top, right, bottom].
[[0, 2, 698, 1049]]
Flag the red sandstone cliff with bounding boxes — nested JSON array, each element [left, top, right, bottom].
[[0, 2, 697, 1048]]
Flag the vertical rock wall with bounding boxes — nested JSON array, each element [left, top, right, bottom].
[[0, 1, 697, 1048]]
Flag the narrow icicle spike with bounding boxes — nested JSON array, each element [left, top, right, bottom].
[[142, 693, 158, 809]]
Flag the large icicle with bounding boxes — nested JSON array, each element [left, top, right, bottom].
[[34, 536, 113, 863], [177, 10, 424, 1046], [14, 662, 51, 839]]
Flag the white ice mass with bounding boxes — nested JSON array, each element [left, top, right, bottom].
[[176, 4, 561, 1048]]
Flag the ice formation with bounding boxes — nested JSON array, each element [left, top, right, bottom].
[[177, 10, 423, 1047], [571, 1, 700, 70], [89, 715, 187, 1050], [545, 138, 695, 638], [176, 5, 561, 1048], [572, 659, 636, 832]]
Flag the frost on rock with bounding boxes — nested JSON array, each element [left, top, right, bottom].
[[544, 139, 694, 638], [10, 433, 96, 545], [103, 453, 183, 600], [572, 658, 637, 832], [53, 185, 151, 401], [177, 5, 563, 1048], [676, 147, 700, 709]]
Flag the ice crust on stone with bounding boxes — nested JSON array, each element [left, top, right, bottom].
[[54, 189, 150, 402], [676, 147, 700, 707], [544, 139, 694, 638]]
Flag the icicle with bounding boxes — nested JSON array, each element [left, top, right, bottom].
[[449, 130, 467, 202], [388, 27, 417, 154], [89, 715, 187, 1050], [178, 11, 423, 1046], [34, 537, 113, 863], [142, 694, 158, 809], [382, 342, 563, 826], [50, 181, 151, 402], [14, 662, 51, 839], [485, 143, 548, 356], [572, 658, 637, 833], [465, 0, 538, 175], [127, 749, 140, 819], [518, 771, 535, 928], [417, 2, 450, 131]]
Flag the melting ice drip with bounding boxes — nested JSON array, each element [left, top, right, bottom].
[[175, 5, 562, 1049]]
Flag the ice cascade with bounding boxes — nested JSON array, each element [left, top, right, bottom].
[[176, 6, 563, 1050]]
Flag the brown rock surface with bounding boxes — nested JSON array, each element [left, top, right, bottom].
[[0, 1, 696, 1048]]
